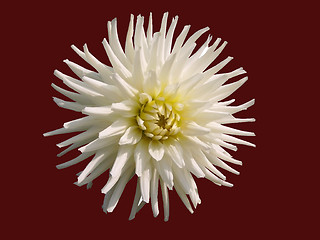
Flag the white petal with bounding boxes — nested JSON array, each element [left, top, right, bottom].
[[82, 106, 113, 117], [157, 12, 168, 64], [140, 161, 151, 203], [43, 127, 74, 137], [119, 126, 142, 145], [134, 15, 149, 61], [213, 99, 255, 115], [171, 25, 190, 54], [143, 71, 161, 97], [77, 149, 113, 183], [159, 53, 177, 86], [213, 148, 242, 165], [154, 155, 174, 189], [190, 148, 226, 180], [174, 182, 194, 214], [151, 168, 159, 217], [134, 139, 151, 177], [160, 179, 169, 222], [181, 146, 205, 178], [110, 145, 134, 177], [81, 44, 113, 78], [57, 127, 101, 148], [203, 168, 233, 187], [164, 138, 185, 168], [178, 73, 203, 96], [107, 18, 131, 71], [129, 181, 142, 220], [208, 121, 255, 136], [210, 77, 248, 102], [63, 59, 101, 81], [81, 76, 122, 102], [146, 13, 153, 45], [76, 157, 114, 186], [182, 27, 209, 52], [125, 14, 135, 63], [63, 116, 96, 130], [107, 166, 134, 212], [172, 165, 192, 194], [206, 152, 240, 175], [53, 97, 84, 112], [164, 16, 178, 58], [220, 133, 256, 147], [132, 48, 146, 91], [203, 56, 233, 79], [148, 140, 164, 161], [111, 100, 139, 117], [190, 68, 246, 99], [51, 83, 86, 104], [182, 121, 210, 136], [182, 40, 227, 80], [79, 135, 120, 153], [102, 38, 132, 79], [56, 152, 94, 169], [102, 186, 115, 213], [57, 142, 83, 157], [99, 120, 128, 139], [101, 155, 133, 194], [111, 73, 138, 98]]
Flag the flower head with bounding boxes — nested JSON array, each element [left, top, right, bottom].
[[44, 12, 255, 221]]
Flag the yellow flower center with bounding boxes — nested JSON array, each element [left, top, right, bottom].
[[136, 93, 182, 141]]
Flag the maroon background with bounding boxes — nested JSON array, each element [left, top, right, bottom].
[[3, 0, 318, 239]]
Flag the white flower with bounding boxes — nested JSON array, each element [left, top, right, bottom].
[[44, 12, 255, 221]]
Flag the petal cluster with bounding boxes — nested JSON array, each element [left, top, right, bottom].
[[44, 13, 255, 221]]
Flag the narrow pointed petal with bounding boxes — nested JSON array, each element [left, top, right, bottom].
[[64, 59, 102, 81], [53, 97, 84, 112], [125, 14, 135, 63], [171, 25, 190, 54], [57, 127, 101, 148], [154, 155, 174, 189], [107, 18, 131, 71], [102, 186, 115, 213], [182, 121, 210, 136], [119, 126, 142, 145], [63, 116, 96, 130], [76, 158, 114, 186], [151, 168, 159, 217], [79, 135, 120, 153], [220, 133, 256, 147], [160, 179, 170, 222], [134, 139, 151, 177], [107, 166, 134, 212], [148, 140, 164, 161], [51, 83, 86, 104], [164, 138, 185, 168], [129, 181, 142, 220], [78, 149, 114, 183], [99, 120, 128, 139], [174, 182, 194, 214], [82, 106, 113, 117], [140, 162, 151, 203], [208, 122, 255, 136], [102, 38, 132, 79], [110, 145, 134, 177], [146, 13, 153, 45], [43, 127, 74, 137], [56, 152, 94, 169]]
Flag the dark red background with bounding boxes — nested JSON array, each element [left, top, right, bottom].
[[3, 0, 318, 239]]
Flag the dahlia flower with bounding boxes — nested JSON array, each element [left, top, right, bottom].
[[44, 12, 255, 221]]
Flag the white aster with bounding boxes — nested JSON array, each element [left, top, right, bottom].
[[44, 12, 255, 221]]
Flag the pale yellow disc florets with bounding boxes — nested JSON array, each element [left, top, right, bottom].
[[136, 93, 183, 141]]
